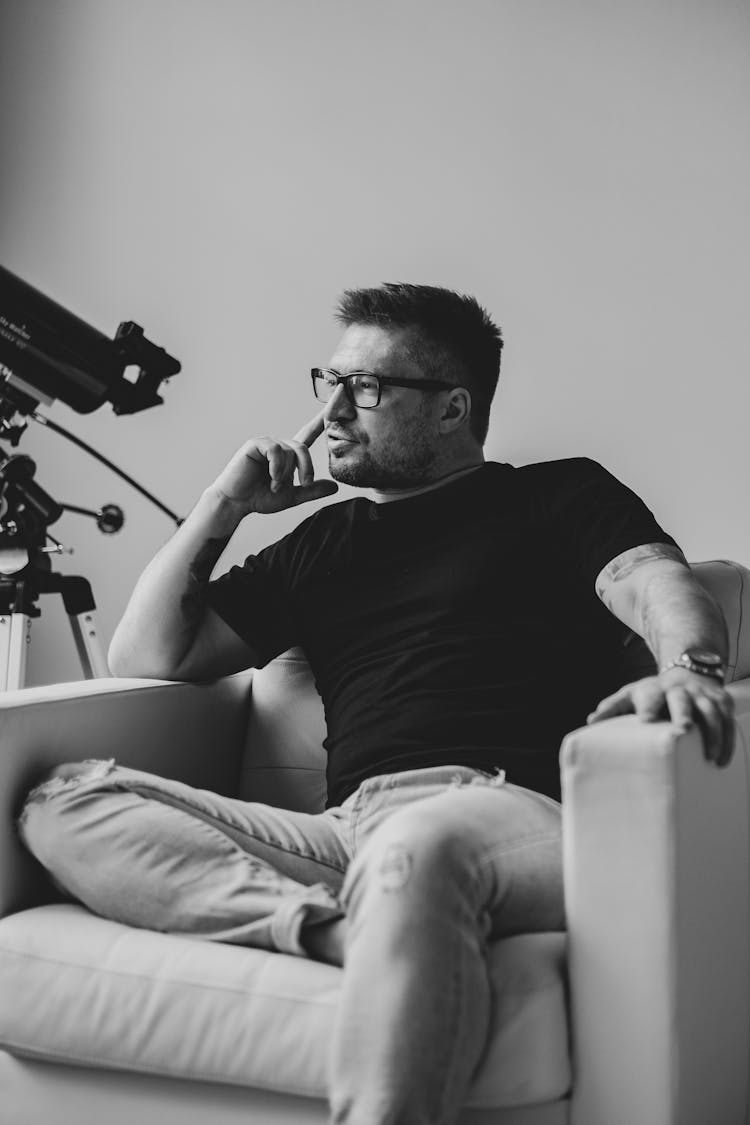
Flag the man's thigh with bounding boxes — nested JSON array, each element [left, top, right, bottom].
[[19, 759, 351, 893]]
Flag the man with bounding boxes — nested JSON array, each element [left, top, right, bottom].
[[19, 283, 734, 1125]]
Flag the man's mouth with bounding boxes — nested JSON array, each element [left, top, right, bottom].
[[327, 431, 358, 444]]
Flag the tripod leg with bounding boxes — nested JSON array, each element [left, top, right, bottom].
[[48, 573, 110, 680], [0, 612, 32, 691], [69, 609, 109, 679], [0, 613, 9, 691]]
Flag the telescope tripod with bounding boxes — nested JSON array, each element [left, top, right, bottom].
[[0, 443, 114, 691], [0, 560, 109, 691]]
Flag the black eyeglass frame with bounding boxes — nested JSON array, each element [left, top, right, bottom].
[[311, 367, 457, 409]]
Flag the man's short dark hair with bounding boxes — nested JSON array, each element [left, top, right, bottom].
[[335, 282, 503, 444]]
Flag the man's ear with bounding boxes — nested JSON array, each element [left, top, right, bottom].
[[439, 388, 472, 433]]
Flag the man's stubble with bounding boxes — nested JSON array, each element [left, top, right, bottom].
[[327, 413, 438, 490]]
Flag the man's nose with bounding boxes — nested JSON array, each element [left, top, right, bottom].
[[323, 383, 356, 423]]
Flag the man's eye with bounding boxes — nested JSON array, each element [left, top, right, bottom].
[[355, 377, 377, 392]]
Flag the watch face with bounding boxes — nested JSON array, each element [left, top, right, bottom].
[[686, 648, 723, 667]]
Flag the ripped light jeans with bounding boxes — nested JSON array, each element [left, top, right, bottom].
[[18, 760, 564, 1125]]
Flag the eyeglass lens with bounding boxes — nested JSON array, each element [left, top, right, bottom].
[[314, 371, 380, 407]]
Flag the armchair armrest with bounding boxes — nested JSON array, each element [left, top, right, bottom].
[[0, 672, 253, 918], [561, 680, 750, 1125]]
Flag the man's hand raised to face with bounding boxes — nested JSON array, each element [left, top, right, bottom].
[[209, 411, 339, 517]]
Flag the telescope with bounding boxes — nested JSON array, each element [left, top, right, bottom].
[[0, 264, 182, 690], [0, 263, 180, 430]]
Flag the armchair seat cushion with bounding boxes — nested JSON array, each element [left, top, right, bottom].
[[0, 904, 570, 1109]]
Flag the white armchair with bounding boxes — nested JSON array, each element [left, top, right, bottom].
[[0, 560, 748, 1125]]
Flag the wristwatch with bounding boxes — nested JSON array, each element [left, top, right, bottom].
[[659, 648, 726, 683]]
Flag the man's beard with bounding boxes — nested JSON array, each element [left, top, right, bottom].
[[327, 432, 437, 489]]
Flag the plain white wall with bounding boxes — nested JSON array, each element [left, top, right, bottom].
[[0, 0, 748, 687]]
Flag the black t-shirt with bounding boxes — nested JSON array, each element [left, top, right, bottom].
[[207, 459, 678, 807]]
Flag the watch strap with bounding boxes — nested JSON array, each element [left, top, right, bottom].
[[659, 651, 726, 683]]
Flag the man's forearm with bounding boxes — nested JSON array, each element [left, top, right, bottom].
[[602, 542, 728, 666], [593, 545, 734, 766], [107, 487, 244, 678], [597, 545, 729, 670], [635, 568, 728, 669], [109, 412, 334, 678]]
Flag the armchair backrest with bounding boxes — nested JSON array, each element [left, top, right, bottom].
[[238, 559, 750, 813], [240, 650, 328, 810]]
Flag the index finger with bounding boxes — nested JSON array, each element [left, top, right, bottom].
[[293, 409, 327, 448]]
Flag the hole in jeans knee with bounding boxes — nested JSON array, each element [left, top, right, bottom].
[[378, 843, 413, 890]]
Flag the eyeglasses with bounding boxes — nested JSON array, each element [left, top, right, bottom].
[[311, 367, 456, 409]]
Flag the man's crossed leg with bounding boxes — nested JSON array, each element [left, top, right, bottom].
[[18, 762, 564, 1125]]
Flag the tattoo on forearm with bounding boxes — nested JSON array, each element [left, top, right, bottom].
[[179, 537, 231, 624], [595, 542, 727, 663], [640, 595, 658, 658], [642, 581, 728, 665], [595, 543, 688, 602]]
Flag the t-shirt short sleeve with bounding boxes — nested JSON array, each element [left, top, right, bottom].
[[536, 457, 680, 587], [206, 537, 299, 668]]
